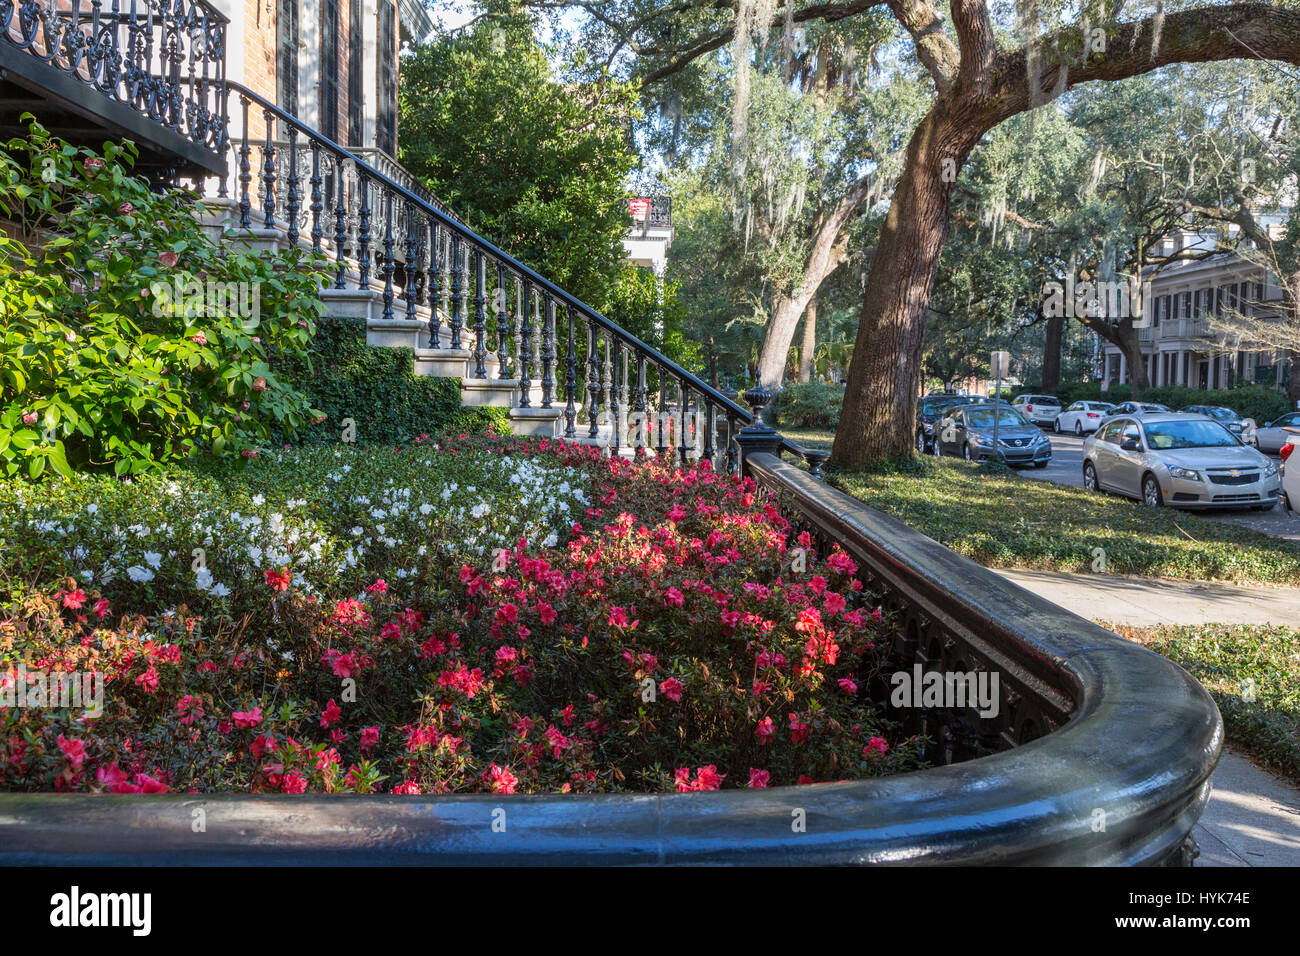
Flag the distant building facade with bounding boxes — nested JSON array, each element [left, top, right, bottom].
[[1099, 225, 1289, 393]]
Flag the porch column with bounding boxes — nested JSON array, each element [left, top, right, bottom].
[[1119, 353, 1128, 385]]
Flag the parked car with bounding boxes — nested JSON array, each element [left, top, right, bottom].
[[1098, 401, 1169, 426], [1053, 401, 1115, 435], [1279, 433, 1300, 511], [933, 404, 1052, 467], [1254, 412, 1300, 455], [1011, 394, 1062, 427], [1082, 412, 1278, 510], [915, 395, 982, 453], [1177, 405, 1255, 445]]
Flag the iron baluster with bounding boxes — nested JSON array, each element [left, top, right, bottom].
[[261, 108, 276, 228], [472, 248, 488, 378], [496, 262, 511, 379], [284, 125, 300, 246], [448, 233, 464, 349], [518, 280, 533, 407], [308, 139, 323, 253], [634, 351, 648, 458], [540, 294, 555, 408], [563, 305, 577, 437], [357, 170, 371, 288], [381, 191, 396, 320], [427, 221, 441, 347], [404, 201, 418, 322], [332, 152, 348, 288], [237, 95, 251, 228], [587, 324, 601, 440]]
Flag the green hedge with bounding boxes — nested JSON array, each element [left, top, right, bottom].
[[771, 382, 846, 429], [1035, 382, 1290, 423], [275, 317, 509, 445]]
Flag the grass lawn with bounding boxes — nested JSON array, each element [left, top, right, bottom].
[[780, 426, 836, 451], [830, 457, 1300, 586], [1115, 623, 1300, 786]]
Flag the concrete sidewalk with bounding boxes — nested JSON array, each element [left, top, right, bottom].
[[994, 567, 1300, 626], [995, 566, 1300, 867]]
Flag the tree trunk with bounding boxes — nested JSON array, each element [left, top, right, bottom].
[[831, 104, 983, 466], [1126, 335, 1150, 396], [1042, 313, 1063, 391], [799, 296, 817, 383]]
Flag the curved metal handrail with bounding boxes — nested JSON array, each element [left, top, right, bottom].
[[0, 453, 1221, 865]]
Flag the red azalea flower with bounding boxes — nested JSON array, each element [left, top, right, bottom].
[[319, 699, 342, 728], [748, 768, 770, 789], [263, 567, 292, 592], [755, 716, 775, 745], [232, 706, 263, 729], [93, 598, 111, 621], [61, 588, 86, 610]]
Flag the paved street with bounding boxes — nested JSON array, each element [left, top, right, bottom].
[[1021, 431, 1300, 541]]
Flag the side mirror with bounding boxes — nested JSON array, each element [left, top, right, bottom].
[[1120, 439, 1140, 451]]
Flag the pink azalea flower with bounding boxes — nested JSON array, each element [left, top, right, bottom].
[[658, 677, 684, 702], [232, 706, 263, 729], [320, 699, 342, 728], [755, 716, 775, 745], [863, 737, 889, 757], [748, 768, 770, 789]]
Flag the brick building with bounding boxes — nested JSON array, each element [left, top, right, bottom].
[[216, 0, 432, 158]]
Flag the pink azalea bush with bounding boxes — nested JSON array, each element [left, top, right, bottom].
[[1, 435, 923, 794]]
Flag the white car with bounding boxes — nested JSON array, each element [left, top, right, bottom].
[[1053, 401, 1115, 436], [1279, 431, 1300, 511], [1011, 394, 1062, 428]]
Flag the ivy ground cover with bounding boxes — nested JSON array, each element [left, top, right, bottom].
[[0, 435, 922, 795]]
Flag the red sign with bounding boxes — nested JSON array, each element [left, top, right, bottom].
[[628, 198, 651, 219]]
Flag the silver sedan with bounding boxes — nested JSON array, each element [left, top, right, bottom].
[[1082, 412, 1279, 511], [1252, 412, 1300, 455]]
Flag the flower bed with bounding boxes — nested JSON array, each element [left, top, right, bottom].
[[1, 435, 922, 795]]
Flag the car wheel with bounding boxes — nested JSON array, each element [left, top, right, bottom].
[[1083, 461, 1099, 491], [1053, 418, 1061, 433], [1033, 461, 1048, 469], [963, 443, 973, 461], [1142, 473, 1164, 507], [1074, 420, 1083, 436], [915, 430, 926, 454], [933, 439, 943, 458]]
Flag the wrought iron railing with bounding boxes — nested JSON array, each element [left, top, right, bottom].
[[0, 0, 228, 155], [199, 82, 791, 472]]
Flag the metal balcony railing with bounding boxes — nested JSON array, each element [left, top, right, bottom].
[[0, 0, 228, 164]]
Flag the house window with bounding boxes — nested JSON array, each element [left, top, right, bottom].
[[348, 0, 365, 145], [320, 1, 339, 141], [378, 0, 397, 155], [277, 0, 300, 115]]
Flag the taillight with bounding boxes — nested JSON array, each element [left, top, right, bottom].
[[1086, 412, 1099, 418], [1026, 405, 1033, 412], [1282, 442, 1295, 462]]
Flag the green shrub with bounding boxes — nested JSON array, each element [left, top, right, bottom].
[[1128, 624, 1300, 785], [771, 382, 845, 429], [274, 316, 509, 445], [0, 120, 328, 478]]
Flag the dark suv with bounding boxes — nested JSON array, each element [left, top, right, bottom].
[[915, 395, 982, 454]]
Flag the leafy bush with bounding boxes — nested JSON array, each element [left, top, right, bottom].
[[0, 120, 329, 477], [1124, 623, 1300, 785], [0, 438, 922, 794], [771, 382, 845, 429], [273, 317, 509, 445], [0, 441, 585, 620]]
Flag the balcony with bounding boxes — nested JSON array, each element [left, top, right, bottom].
[[0, 0, 227, 177]]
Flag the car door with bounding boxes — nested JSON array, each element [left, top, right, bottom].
[[1091, 421, 1121, 489], [1113, 421, 1146, 497], [1062, 402, 1081, 429]]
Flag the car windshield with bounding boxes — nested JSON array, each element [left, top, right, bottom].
[[1144, 420, 1240, 449], [967, 408, 1028, 428], [1092, 403, 1115, 411], [1029, 397, 1059, 405], [1205, 407, 1237, 421], [1140, 404, 1169, 412]]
